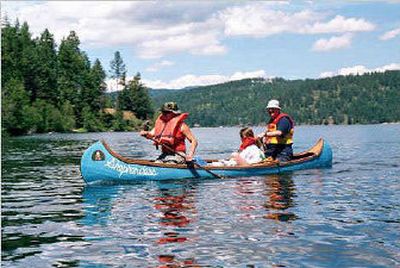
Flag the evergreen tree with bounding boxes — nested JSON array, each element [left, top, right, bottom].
[[57, 31, 91, 124], [88, 59, 107, 112], [1, 20, 22, 86], [34, 29, 58, 103], [109, 51, 126, 90], [81, 106, 103, 132], [59, 101, 76, 132], [18, 22, 38, 101], [2, 79, 32, 135], [118, 73, 154, 119]]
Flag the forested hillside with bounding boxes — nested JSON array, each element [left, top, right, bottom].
[[152, 71, 400, 126], [2, 20, 154, 136], [3, 20, 399, 136]]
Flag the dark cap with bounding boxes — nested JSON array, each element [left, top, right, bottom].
[[161, 102, 181, 114]]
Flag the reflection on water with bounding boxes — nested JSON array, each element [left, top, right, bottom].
[[2, 125, 400, 267], [263, 175, 298, 222], [153, 182, 200, 267], [79, 181, 201, 267]]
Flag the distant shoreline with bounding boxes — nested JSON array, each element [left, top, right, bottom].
[[5, 122, 399, 138]]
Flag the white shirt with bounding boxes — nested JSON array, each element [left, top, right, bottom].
[[239, 144, 265, 164]]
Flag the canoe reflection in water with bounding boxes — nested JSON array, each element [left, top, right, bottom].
[[153, 181, 200, 267], [81, 182, 200, 267], [263, 174, 297, 221]]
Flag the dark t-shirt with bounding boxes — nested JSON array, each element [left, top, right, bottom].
[[276, 116, 292, 136], [265, 115, 294, 161]]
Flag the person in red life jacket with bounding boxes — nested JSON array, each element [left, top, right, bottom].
[[211, 127, 265, 166], [140, 102, 198, 164], [258, 99, 295, 162]]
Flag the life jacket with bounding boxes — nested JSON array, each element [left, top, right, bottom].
[[267, 113, 294, 145], [154, 113, 188, 153], [239, 137, 257, 152]]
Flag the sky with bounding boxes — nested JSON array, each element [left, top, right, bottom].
[[1, 1, 400, 90]]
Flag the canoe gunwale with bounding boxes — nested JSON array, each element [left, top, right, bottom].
[[100, 138, 325, 170]]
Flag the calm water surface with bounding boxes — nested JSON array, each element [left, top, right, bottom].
[[2, 125, 400, 267]]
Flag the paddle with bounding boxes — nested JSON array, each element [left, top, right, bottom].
[[141, 121, 224, 179]]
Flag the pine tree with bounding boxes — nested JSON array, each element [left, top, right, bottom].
[[18, 22, 38, 101], [87, 59, 107, 112], [57, 31, 91, 125], [118, 73, 154, 120], [1, 20, 22, 86], [34, 29, 58, 103], [109, 51, 126, 91], [2, 79, 32, 135]]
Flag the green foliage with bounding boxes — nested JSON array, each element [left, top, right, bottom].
[[111, 111, 128, 131], [109, 51, 126, 89], [88, 59, 107, 111], [59, 101, 76, 132], [34, 29, 58, 103], [152, 72, 400, 127], [117, 73, 154, 120], [2, 79, 32, 135], [82, 106, 104, 132], [2, 20, 153, 136]]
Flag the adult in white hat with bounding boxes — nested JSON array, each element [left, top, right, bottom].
[[258, 99, 295, 161]]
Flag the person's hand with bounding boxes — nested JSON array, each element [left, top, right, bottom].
[[186, 154, 193, 162], [231, 152, 239, 158], [140, 130, 148, 137], [257, 132, 266, 139]]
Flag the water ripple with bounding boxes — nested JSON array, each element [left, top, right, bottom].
[[2, 126, 400, 267]]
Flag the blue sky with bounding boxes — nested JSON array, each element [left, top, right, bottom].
[[2, 1, 399, 90]]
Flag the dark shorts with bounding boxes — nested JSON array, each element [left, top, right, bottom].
[[156, 152, 186, 164], [264, 144, 293, 162]]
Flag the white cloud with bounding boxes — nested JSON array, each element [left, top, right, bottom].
[[220, 4, 375, 37], [220, 6, 318, 37], [105, 78, 125, 92], [142, 70, 268, 89], [312, 33, 353, 51], [380, 27, 400, 41], [337, 65, 370, 76], [2, 1, 228, 58], [2, 2, 376, 59], [145, 60, 175, 72], [373, 63, 400, 72], [138, 30, 226, 59], [319, 71, 335, 78], [319, 63, 400, 78], [302, 15, 375, 34]]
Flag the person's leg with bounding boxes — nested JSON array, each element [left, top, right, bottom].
[[276, 145, 293, 162], [264, 144, 275, 158], [231, 152, 247, 166], [161, 154, 186, 164], [155, 152, 168, 163]]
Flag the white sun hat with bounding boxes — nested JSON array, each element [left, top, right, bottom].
[[266, 99, 281, 110]]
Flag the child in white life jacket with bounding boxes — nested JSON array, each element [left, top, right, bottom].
[[211, 127, 265, 167]]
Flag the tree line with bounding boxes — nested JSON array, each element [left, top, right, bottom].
[[152, 70, 400, 127], [3, 20, 399, 136], [2, 19, 154, 136]]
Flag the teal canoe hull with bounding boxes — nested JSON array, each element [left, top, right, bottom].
[[80, 139, 332, 184]]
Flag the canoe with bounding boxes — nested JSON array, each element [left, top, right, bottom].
[[80, 138, 332, 184]]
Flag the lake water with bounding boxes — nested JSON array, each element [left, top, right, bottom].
[[2, 125, 400, 267]]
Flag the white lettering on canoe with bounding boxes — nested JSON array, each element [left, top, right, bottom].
[[104, 158, 157, 178]]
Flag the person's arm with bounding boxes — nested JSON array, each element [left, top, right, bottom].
[[181, 123, 198, 162], [265, 129, 282, 137], [267, 117, 291, 137], [139, 128, 155, 139]]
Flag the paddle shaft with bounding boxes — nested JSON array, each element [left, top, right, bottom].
[[144, 135, 224, 179]]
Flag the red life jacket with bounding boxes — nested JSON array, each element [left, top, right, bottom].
[[154, 113, 188, 153], [267, 113, 294, 144], [239, 137, 257, 152]]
